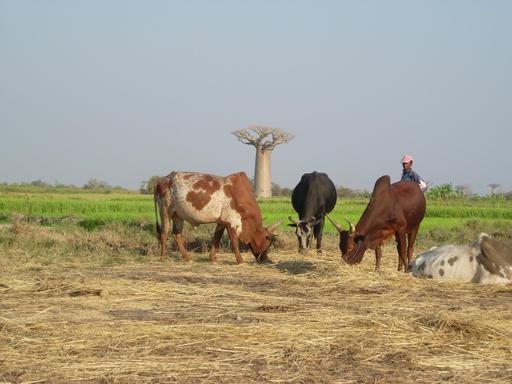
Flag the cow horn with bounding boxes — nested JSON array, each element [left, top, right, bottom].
[[288, 215, 300, 225], [267, 220, 283, 233], [326, 214, 344, 233], [345, 218, 356, 234]]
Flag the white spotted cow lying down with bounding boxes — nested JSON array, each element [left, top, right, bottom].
[[409, 233, 512, 284]]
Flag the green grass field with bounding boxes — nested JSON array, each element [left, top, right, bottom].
[[1, 187, 511, 241]]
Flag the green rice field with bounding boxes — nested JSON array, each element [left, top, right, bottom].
[[1, 187, 511, 237]]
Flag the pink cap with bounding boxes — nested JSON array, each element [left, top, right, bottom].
[[401, 154, 414, 163]]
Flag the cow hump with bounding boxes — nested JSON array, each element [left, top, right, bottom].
[[371, 175, 391, 199]]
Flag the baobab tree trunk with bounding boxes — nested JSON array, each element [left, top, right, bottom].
[[254, 147, 272, 198]]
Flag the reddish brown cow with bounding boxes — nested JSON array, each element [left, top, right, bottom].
[[154, 171, 281, 264], [327, 175, 426, 272]]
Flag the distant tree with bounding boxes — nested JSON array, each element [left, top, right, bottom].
[[488, 183, 500, 196], [336, 186, 357, 198], [455, 184, 472, 197], [83, 178, 111, 190], [271, 182, 282, 196], [140, 175, 161, 194], [271, 182, 292, 197], [336, 186, 370, 199], [30, 179, 50, 188], [232, 126, 294, 198]]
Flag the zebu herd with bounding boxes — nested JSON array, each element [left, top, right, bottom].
[[154, 170, 512, 285]]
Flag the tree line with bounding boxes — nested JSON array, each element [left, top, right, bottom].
[[2, 178, 511, 200], [0, 179, 125, 191]]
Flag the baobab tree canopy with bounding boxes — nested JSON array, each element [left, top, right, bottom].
[[232, 126, 294, 198]]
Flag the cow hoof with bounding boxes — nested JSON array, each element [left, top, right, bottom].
[[316, 249, 323, 254]]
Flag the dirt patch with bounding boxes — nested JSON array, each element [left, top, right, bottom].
[[275, 260, 316, 274]]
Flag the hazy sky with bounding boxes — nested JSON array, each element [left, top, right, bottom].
[[1, 1, 511, 194]]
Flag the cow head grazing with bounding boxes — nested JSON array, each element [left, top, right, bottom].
[[326, 215, 367, 263], [288, 216, 320, 252], [248, 220, 282, 263], [328, 176, 400, 265]]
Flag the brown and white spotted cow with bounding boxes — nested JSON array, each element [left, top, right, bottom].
[[154, 171, 281, 264]]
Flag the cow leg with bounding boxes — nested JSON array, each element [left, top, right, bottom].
[[157, 202, 171, 261], [395, 232, 408, 272], [407, 228, 419, 267], [375, 243, 383, 272], [226, 226, 243, 264], [314, 218, 325, 253], [209, 223, 225, 264], [172, 217, 190, 261], [395, 234, 402, 271]]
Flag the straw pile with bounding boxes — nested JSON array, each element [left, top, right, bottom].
[[1, 224, 511, 383]]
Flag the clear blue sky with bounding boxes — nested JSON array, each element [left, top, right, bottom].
[[1, 1, 511, 194]]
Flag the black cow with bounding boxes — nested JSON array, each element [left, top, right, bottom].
[[288, 172, 337, 253]]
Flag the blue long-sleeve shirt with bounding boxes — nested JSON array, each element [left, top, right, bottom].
[[401, 170, 427, 192], [401, 170, 421, 183]]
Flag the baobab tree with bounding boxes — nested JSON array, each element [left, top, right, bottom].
[[232, 126, 294, 198], [488, 183, 500, 196]]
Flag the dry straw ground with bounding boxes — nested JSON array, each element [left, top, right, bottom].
[[1, 224, 512, 383]]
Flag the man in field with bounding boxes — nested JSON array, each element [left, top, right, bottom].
[[401, 154, 427, 192]]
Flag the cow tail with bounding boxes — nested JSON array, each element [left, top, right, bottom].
[[154, 190, 161, 238]]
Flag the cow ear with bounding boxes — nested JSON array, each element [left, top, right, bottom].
[[266, 234, 278, 241]]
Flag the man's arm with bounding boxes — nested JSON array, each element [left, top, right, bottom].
[[410, 171, 421, 183], [413, 171, 428, 192]]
